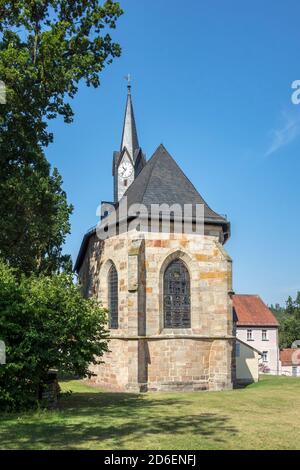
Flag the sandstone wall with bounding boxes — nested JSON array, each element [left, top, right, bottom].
[[79, 230, 234, 392]]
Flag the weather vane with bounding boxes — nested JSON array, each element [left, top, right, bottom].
[[124, 73, 132, 92]]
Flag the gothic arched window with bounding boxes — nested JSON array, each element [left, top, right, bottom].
[[163, 259, 191, 328], [108, 264, 118, 329]]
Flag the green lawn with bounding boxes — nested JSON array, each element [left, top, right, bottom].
[[1, 375, 300, 450]]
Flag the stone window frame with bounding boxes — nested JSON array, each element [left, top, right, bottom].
[[99, 258, 120, 331], [159, 249, 199, 334], [108, 263, 118, 329], [163, 258, 191, 329]]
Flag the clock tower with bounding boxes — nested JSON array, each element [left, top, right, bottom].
[[113, 80, 146, 202]]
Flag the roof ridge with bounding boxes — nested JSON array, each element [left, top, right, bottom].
[[157, 145, 226, 219], [121, 143, 228, 223], [140, 147, 162, 204]]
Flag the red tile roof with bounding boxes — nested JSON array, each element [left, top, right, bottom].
[[280, 348, 300, 366], [233, 294, 279, 327]]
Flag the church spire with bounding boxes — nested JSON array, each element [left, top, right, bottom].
[[120, 75, 139, 159], [113, 77, 146, 202]]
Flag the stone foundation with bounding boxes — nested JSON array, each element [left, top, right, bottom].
[[88, 336, 234, 392]]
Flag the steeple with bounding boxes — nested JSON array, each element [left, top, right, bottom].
[[113, 77, 146, 202], [120, 76, 139, 159]]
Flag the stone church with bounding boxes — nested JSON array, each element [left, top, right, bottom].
[[74, 83, 235, 392]]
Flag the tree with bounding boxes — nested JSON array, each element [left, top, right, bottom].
[[0, 156, 73, 275], [278, 292, 300, 348], [270, 303, 286, 323], [0, 260, 109, 410], [0, 0, 123, 274], [279, 316, 300, 349]]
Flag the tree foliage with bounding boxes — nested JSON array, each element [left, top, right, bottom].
[[0, 0, 123, 145], [270, 303, 286, 324], [0, 1, 123, 274], [278, 292, 300, 348], [0, 157, 73, 274], [0, 260, 109, 410]]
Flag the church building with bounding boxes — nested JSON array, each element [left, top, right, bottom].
[[74, 83, 235, 392]]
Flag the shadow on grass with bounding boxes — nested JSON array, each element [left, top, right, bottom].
[[0, 390, 238, 449]]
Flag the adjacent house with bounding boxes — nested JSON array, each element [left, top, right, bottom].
[[233, 295, 279, 374], [235, 339, 262, 384], [280, 349, 300, 377]]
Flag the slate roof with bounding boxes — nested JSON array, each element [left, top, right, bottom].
[[233, 295, 279, 327], [122, 144, 228, 222]]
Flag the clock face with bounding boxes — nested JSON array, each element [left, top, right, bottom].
[[118, 160, 133, 178]]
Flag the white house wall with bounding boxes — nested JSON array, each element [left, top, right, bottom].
[[236, 327, 279, 375]]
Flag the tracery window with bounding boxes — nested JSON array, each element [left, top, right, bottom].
[[108, 264, 118, 329], [163, 259, 191, 328]]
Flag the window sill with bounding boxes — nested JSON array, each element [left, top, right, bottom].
[[161, 328, 192, 335]]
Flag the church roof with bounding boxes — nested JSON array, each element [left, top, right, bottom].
[[122, 144, 227, 222], [74, 144, 229, 272]]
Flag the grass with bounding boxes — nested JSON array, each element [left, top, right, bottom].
[[0, 375, 300, 450]]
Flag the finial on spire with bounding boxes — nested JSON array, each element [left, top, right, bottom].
[[124, 73, 131, 93], [120, 73, 139, 157]]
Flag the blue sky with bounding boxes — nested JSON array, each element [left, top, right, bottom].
[[46, 0, 300, 306]]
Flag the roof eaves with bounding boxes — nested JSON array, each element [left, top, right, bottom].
[[237, 338, 263, 355]]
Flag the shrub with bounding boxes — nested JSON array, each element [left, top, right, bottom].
[[0, 260, 108, 410]]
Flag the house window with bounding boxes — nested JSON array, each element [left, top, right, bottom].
[[262, 329, 268, 341], [247, 329, 253, 341], [108, 264, 118, 329], [292, 366, 298, 377], [163, 259, 190, 328], [236, 342, 240, 357], [262, 351, 268, 362]]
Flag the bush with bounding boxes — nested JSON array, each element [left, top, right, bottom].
[[0, 260, 108, 410]]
